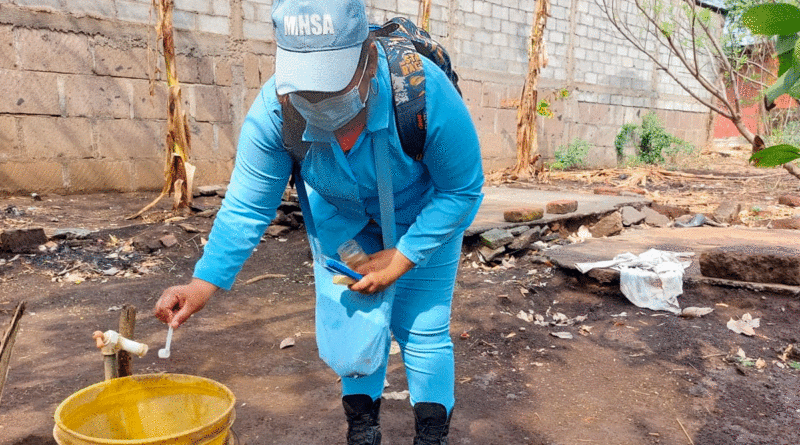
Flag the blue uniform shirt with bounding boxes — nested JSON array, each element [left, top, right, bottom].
[[194, 45, 484, 290]]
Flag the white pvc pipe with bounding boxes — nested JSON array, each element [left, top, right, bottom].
[[95, 330, 149, 357]]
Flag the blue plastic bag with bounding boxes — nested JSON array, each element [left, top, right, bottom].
[[313, 260, 394, 378]]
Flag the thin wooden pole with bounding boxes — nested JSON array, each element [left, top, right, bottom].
[[0, 301, 26, 406], [117, 305, 137, 378]]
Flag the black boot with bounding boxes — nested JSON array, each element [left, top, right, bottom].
[[413, 402, 451, 445], [343, 394, 382, 445]]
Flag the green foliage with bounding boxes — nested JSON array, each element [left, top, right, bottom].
[[790, 361, 800, 370], [550, 139, 591, 170], [614, 123, 639, 160], [536, 88, 572, 118], [750, 145, 800, 167], [615, 113, 693, 165], [742, 3, 800, 35], [769, 120, 800, 147], [743, 2, 800, 168]]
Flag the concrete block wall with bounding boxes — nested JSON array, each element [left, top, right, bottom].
[[0, 1, 272, 193], [0, 0, 717, 193]]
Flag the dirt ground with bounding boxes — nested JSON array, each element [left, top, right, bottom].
[[1, 145, 799, 445]]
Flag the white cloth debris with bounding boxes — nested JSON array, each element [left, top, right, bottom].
[[575, 249, 694, 314]]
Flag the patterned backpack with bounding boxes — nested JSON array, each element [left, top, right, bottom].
[[280, 17, 461, 164]]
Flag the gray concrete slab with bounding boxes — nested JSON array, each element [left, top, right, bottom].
[[466, 186, 651, 236], [545, 226, 800, 285]]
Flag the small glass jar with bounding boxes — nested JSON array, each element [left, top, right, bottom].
[[337, 239, 369, 269]]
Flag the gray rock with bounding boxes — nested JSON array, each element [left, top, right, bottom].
[[51, 228, 93, 239], [508, 225, 531, 236], [480, 228, 514, 249], [620, 206, 646, 226], [478, 245, 505, 262], [641, 207, 670, 227], [508, 228, 539, 251]]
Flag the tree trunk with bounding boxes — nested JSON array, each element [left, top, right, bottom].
[[513, 0, 550, 176]]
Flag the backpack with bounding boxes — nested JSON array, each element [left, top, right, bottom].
[[280, 17, 461, 165]]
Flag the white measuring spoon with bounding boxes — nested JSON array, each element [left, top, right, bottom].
[[158, 326, 173, 359]]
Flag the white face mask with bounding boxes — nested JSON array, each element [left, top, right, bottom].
[[289, 54, 371, 132]]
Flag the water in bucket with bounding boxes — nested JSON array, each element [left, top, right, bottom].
[[53, 374, 236, 445]]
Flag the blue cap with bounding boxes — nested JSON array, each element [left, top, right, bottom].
[[272, 0, 369, 95]]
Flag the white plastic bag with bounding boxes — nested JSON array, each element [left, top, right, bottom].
[[576, 249, 693, 314]]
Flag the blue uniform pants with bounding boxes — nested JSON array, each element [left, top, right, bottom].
[[333, 223, 461, 412]]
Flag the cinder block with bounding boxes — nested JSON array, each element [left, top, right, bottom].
[[188, 120, 215, 160], [243, 20, 272, 41], [95, 118, 164, 160], [0, 69, 60, 115], [65, 75, 132, 118], [457, 0, 473, 12], [198, 15, 230, 35], [131, 158, 165, 191], [0, 161, 65, 193], [20, 116, 94, 160], [214, 57, 233, 86], [17, 28, 93, 74], [469, 107, 496, 133], [478, 131, 505, 159], [244, 88, 261, 113], [397, 0, 418, 15], [173, 10, 198, 31], [460, 80, 482, 107], [66, 159, 134, 192], [495, 109, 517, 136], [0, 115, 18, 155], [12, 0, 62, 10], [94, 44, 150, 79], [491, 4, 509, 20], [131, 79, 169, 119], [116, 0, 152, 24], [481, 83, 503, 108], [179, 0, 211, 14], [212, 0, 232, 16], [216, 123, 237, 160], [192, 158, 234, 187], [0, 25, 15, 70], [259, 55, 275, 84], [63, 0, 116, 18], [194, 85, 231, 122], [177, 54, 214, 85], [244, 52, 261, 89]]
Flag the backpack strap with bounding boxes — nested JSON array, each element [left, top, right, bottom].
[[375, 24, 428, 161], [279, 93, 311, 166], [373, 131, 396, 250]]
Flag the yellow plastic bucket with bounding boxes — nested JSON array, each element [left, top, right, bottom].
[[53, 374, 236, 445]]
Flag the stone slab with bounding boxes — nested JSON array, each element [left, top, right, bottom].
[[700, 248, 800, 286], [545, 226, 800, 289], [467, 186, 650, 236]]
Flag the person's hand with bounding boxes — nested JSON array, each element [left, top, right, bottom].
[[154, 278, 218, 328], [349, 248, 414, 294]]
